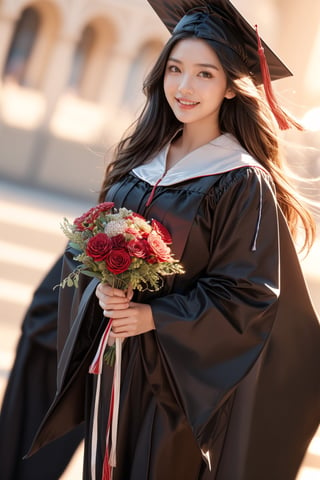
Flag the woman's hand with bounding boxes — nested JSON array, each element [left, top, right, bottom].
[[95, 283, 155, 339]]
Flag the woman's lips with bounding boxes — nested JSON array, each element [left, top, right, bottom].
[[175, 98, 199, 109]]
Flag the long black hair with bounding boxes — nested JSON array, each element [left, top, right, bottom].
[[99, 30, 315, 251]]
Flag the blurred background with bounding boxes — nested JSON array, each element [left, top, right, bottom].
[[0, 0, 319, 478], [0, 0, 319, 199]]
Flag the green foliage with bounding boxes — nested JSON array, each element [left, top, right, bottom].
[[56, 252, 184, 293], [104, 346, 116, 367]]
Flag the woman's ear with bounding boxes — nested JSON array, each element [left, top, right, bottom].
[[225, 88, 236, 99]]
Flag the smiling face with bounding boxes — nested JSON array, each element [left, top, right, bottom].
[[163, 37, 235, 133]]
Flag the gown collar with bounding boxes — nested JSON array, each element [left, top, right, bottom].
[[132, 133, 266, 186]]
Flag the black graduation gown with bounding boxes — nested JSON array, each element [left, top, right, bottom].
[[28, 166, 320, 480], [0, 256, 83, 480]]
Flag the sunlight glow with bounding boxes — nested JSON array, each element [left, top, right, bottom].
[[0, 82, 45, 129], [302, 107, 320, 132], [49, 93, 105, 142]]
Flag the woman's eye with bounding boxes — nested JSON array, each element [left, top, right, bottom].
[[199, 71, 212, 78], [167, 65, 180, 73]]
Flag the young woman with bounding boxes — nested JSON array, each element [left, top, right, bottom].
[[29, 3, 320, 479]]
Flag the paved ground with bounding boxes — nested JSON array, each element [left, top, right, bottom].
[[0, 180, 319, 479]]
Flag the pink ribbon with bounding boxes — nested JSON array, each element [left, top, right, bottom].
[[89, 321, 122, 480]]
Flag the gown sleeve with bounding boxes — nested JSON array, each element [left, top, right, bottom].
[[148, 168, 280, 450]]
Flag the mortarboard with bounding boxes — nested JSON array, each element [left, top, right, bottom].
[[146, 0, 292, 84], [147, 0, 299, 129]]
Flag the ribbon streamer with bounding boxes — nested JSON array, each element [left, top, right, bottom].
[[89, 321, 122, 480]]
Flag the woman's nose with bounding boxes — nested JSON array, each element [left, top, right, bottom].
[[178, 75, 193, 94]]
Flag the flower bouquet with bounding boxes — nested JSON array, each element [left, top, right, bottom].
[[57, 201, 184, 480], [59, 201, 184, 291], [59, 201, 184, 359]]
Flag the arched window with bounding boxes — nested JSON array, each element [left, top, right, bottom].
[[68, 25, 96, 93], [3, 7, 40, 85], [67, 18, 116, 102], [122, 41, 163, 112]]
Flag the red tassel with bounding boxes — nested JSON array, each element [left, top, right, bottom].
[[255, 25, 302, 131]]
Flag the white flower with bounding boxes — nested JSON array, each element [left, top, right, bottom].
[[104, 219, 127, 237], [130, 216, 152, 233]]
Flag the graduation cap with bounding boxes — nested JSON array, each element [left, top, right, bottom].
[[147, 0, 299, 129]]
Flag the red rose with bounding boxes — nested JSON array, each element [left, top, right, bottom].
[[111, 234, 126, 248], [151, 219, 172, 244], [86, 233, 112, 260], [105, 248, 131, 274], [147, 230, 173, 262], [127, 238, 150, 258]]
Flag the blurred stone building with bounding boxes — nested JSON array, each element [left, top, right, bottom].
[[0, 0, 319, 201]]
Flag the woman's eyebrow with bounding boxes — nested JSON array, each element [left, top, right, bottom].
[[196, 62, 219, 71], [167, 57, 219, 71]]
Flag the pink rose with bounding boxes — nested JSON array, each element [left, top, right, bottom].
[[127, 238, 151, 258], [86, 233, 112, 260], [105, 248, 131, 274], [147, 230, 173, 262], [126, 227, 141, 237], [151, 219, 172, 244]]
